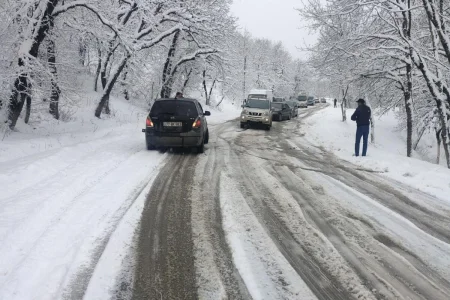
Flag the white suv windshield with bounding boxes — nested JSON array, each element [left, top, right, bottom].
[[246, 99, 270, 109]]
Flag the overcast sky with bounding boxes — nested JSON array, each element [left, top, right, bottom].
[[230, 0, 317, 60]]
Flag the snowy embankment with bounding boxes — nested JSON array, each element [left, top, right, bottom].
[[303, 105, 450, 202], [0, 92, 239, 299]]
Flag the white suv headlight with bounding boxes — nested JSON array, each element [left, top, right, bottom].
[[242, 109, 249, 114], [263, 111, 269, 116]]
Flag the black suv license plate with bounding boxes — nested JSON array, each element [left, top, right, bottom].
[[163, 122, 182, 127]]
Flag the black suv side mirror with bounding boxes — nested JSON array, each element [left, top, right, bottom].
[[204, 111, 211, 116]]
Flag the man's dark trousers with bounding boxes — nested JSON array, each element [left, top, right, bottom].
[[355, 125, 370, 156]]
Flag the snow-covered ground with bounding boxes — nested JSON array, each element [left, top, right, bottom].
[[303, 105, 450, 202], [0, 92, 239, 300]]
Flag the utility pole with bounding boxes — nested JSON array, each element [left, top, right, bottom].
[[243, 55, 247, 100]]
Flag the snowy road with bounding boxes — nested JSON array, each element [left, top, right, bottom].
[[0, 124, 167, 300], [133, 105, 450, 300]]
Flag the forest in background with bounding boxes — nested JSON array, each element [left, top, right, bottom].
[[300, 0, 450, 167], [0, 0, 319, 132]]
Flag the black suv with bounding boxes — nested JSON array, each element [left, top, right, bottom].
[[142, 98, 211, 153]]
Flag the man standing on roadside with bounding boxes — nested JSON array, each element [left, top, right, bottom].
[[351, 99, 371, 157], [334, 98, 337, 108]]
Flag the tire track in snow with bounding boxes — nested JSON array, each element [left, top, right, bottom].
[[132, 155, 198, 300], [191, 123, 252, 300]]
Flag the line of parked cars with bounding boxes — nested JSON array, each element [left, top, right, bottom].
[[297, 92, 328, 107], [140, 91, 330, 153], [240, 89, 328, 130]]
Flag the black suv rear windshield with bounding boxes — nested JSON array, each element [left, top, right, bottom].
[[150, 101, 198, 117]]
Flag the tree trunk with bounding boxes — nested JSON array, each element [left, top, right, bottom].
[[243, 55, 247, 99], [401, 4, 413, 158], [160, 31, 180, 98], [208, 79, 216, 106], [413, 126, 427, 150], [181, 68, 192, 93], [96, 41, 119, 114], [8, 74, 27, 129], [341, 86, 349, 122], [7, 0, 59, 129], [79, 39, 86, 66], [122, 69, 129, 100], [437, 108, 450, 168], [202, 70, 208, 103], [436, 128, 442, 164], [103, 98, 110, 114], [24, 92, 31, 124], [48, 37, 60, 120], [404, 64, 413, 157], [95, 56, 130, 118], [370, 117, 375, 143], [94, 46, 101, 92]]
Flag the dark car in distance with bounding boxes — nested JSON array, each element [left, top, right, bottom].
[[142, 98, 210, 153], [307, 96, 315, 106], [286, 100, 299, 117], [272, 102, 292, 121]]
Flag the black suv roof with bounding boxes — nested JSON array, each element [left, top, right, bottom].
[[154, 98, 199, 103]]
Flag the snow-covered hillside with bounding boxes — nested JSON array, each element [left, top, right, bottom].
[[304, 105, 450, 202]]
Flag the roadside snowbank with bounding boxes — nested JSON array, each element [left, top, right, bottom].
[[206, 100, 240, 125], [303, 106, 450, 202]]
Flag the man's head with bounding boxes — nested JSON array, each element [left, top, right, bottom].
[[356, 98, 365, 106], [175, 92, 183, 99]]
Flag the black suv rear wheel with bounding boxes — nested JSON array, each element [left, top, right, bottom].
[[197, 141, 205, 154], [204, 130, 209, 144]]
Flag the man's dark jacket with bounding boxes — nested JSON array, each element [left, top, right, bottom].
[[351, 105, 371, 126]]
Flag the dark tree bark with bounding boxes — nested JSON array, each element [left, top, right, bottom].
[[7, 0, 60, 129], [181, 68, 192, 93], [404, 89, 413, 157], [98, 42, 119, 115], [24, 87, 32, 124], [413, 126, 427, 151], [94, 45, 101, 92], [341, 85, 349, 122], [402, 1, 413, 157], [8, 73, 28, 129], [48, 36, 60, 120], [202, 69, 216, 106], [202, 70, 208, 102], [79, 39, 86, 66], [436, 128, 442, 164], [95, 55, 130, 118], [402, 62, 413, 157], [122, 69, 129, 100], [160, 31, 180, 98]]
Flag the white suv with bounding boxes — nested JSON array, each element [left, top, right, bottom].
[[240, 99, 272, 130]]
